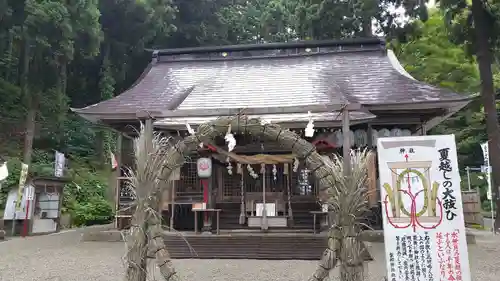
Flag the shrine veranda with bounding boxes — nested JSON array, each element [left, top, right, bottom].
[[72, 38, 474, 235]]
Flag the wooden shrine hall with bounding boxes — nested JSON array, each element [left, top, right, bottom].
[[72, 38, 473, 258]]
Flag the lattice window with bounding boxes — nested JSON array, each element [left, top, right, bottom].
[[177, 155, 202, 193], [243, 164, 262, 193], [265, 164, 287, 193], [221, 165, 242, 197]]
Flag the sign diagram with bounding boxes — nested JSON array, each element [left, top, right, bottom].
[[382, 150, 443, 232]]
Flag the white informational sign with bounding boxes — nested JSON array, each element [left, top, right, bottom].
[[54, 151, 65, 177], [377, 135, 471, 281], [480, 142, 492, 200], [196, 157, 212, 178]]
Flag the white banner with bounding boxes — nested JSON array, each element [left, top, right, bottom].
[[24, 185, 34, 200], [54, 151, 65, 177], [15, 163, 29, 211], [0, 161, 8, 181], [377, 135, 471, 281], [480, 142, 492, 200]]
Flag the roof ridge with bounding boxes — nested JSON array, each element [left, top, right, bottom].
[[155, 47, 384, 64], [151, 38, 385, 57]]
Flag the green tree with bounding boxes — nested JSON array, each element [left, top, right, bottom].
[[393, 11, 485, 166], [438, 0, 500, 227]]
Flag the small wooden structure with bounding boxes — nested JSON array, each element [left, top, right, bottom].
[[72, 38, 473, 235], [2, 177, 67, 236], [462, 190, 484, 226]]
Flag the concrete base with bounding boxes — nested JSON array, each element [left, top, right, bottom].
[[0, 219, 4, 240], [81, 229, 125, 242], [80, 228, 477, 245]]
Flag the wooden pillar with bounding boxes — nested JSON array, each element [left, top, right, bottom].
[[144, 118, 153, 150], [342, 108, 351, 173], [366, 123, 373, 148], [365, 123, 377, 207], [367, 151, 377, 207], [113, 133, 122, 229], [420, 123, 427, 136], [286, 163, 293, 225], [239, 164, 246, 225], [261, 164, 268, 230], [170, 180, 176, 231]]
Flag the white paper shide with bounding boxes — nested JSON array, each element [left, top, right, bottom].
[[377, 135, 471, 281]]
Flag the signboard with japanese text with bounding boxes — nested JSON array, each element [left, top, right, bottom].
[[377, 135, 471, 281], [196, 157, 212, 178]]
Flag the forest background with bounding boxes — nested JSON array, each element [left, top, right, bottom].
[[0, 0, 496, 226]]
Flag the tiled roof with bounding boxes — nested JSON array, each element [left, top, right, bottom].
[[154, 111, 376, 128], [72, 39, 469, 119]]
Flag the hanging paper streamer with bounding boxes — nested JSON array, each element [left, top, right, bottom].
[[225, 124, 236, 152], [186, 122, 203, 147], [272, 164, 277, 181], [227, 157, 233, 175], [305, 111, 315, 137], [247, 164, 258, 179], [293, 158, 299, 172]]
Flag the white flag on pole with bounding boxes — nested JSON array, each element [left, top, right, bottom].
[[54, 151, 65, 177], [0, 161, 8, 181], [481, 142, 492, 200]]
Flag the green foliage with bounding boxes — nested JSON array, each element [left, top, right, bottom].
[[393, 11, 490, 168], [63, 167, 113, 226], [68, 196, 113, 227]]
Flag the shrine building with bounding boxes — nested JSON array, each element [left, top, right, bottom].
[[73, 38, 472, 239]]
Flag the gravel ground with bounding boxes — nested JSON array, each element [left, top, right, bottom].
[[0, 228, 499, 281]]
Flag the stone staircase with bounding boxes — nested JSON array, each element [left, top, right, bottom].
[[162, 232, 328, 260]]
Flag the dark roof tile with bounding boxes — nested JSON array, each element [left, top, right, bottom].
[[73, 42, 467, 119]]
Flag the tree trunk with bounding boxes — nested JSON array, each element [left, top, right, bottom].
[[471, 0, 500, 230], [96, 41, 115, 168], [361, 18, 372, 37], [3, 29, 14, 81], [20, 36, 34, 166], [55, 59, 68, 148]]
